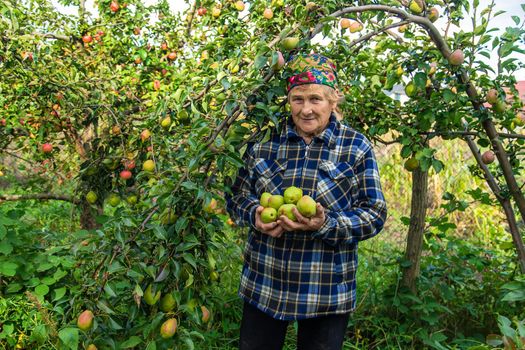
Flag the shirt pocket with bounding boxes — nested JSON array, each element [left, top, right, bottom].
[[317, 160, 358, 211], [253, 158, 287, 195]]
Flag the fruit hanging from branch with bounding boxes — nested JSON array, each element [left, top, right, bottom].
[[481, 150, 495, 164], [109, 1, 119, 12], [448, 49, 465, 66], [77, 310, 94, 331]]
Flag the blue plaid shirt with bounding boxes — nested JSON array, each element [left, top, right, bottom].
[[226, 114, 387, 320]]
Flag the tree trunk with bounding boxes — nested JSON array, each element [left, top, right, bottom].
[[401, 168, 429, 293], [79, 201, 101, 230]]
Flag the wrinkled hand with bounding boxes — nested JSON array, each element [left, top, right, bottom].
[[279, 203, 326, 232], [254, 206, 284, 238]]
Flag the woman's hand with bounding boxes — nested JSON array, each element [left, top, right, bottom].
[[279, 203, 326, 232], [254, 206, 285, 238]]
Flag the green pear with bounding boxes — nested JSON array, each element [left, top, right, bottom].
[[260, 207, 277, 224], [160, 293, 177, 312], [144, 284, 161, 305], [268, 195, 284, 210], [409, 0, 423, 14], [296, 195, 317, 218], [260, 192, 272, 207], [160, 318, 177, 338], [278, 204, 297, 221], [283, 186, 303, 204]]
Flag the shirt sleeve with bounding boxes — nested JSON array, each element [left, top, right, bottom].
[[225, 145, 259, 228], [312, 143, 387, 246]]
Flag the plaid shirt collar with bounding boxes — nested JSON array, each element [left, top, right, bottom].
[[282, 113, 339, 149]]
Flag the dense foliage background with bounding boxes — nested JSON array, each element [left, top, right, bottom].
[[1, 0, 524, 349]]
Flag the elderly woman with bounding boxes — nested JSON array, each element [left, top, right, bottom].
[[226, 53, 387, 350]]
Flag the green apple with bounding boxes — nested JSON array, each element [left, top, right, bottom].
[[278, 204, 297, 221], [486, 89, 499, 105], [404, 157, 419, 172], [260, 207, 277, 223], [260, 192, 272, 207], [268, 195, 284, 210], [492, 100, 506, 114], [283, 186, 303, 204], [281, 37, 299, 51], [107, 193, 121, 207], [448, 49, 464, 66], [86, 191, 98, 204], [126, 194, 138, 205], [296, 195, 316, 218]]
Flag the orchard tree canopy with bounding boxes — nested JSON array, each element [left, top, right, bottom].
[[1, 0, 525, 348]]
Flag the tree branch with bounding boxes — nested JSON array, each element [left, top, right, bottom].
[[0, 193, 79, 204]]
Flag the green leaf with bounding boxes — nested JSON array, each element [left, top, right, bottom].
[[108, 317, 123, 330], [0, 261, 17, 276], [58, 328, 79, 350], [413, 72, 427, 89], [53, 287, 67, 301], [96, 300, 115, 314], [6, 283, 22, 293], [35, 284, 50, 296], [432, 159, 444, 173], [254, 55, 268, 70], [486, 334, 503, 346], [41, 277, 56, 285], [183, 336, 195, 350], [30, 324, 48, 343], [145, 341, 157, 350], [175, 216, 189, 234], [0, 241, 13, 255], [501, 290, 525, 302], [53, 269, 68, 281], [498, 315, 516, 339], [183, 253, 197, 269], [104, 284, 117, 298], [121, 336, 142, 348], [442, 89, 456, 103]]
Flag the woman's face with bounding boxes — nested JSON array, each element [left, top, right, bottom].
[[288, 84, 336, 140]]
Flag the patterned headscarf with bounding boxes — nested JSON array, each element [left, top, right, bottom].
[[286, 53, 339, 93]]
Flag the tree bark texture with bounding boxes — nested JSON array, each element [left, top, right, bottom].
[[401, 168, 429, 293]]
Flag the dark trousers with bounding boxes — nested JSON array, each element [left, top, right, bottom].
[[239, 302, 350, 350]]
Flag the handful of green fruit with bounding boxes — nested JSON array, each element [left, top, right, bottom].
[[259, 186, 317, 224]]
